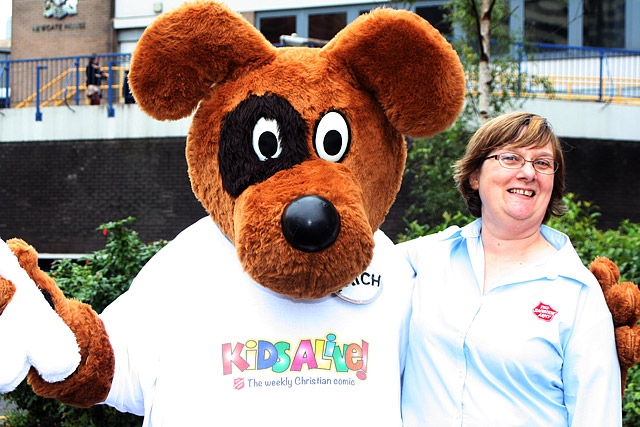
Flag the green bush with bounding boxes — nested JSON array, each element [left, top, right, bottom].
[[402, 117, 472, 231], [397, 210, 473, 242], [547, 194, 640, 285], [2, 218, 167, 427], [625, 368, 640, 427]]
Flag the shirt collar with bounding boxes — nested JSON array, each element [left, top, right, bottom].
[[458, 218, 596, 287]]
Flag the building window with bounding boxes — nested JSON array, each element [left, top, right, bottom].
[[260, 16, 296, 45], [415, 5, 452, 37], [308, 12, 347, 41], [583, 0, 625, 48], [524, 0, 568, 45], [257, 3, 452, 46]]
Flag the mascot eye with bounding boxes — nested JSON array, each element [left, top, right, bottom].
[[253, 117, 282, 161], [314, 111, 350, 162]]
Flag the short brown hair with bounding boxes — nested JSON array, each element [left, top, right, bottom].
[[453, 112, 566, 222]]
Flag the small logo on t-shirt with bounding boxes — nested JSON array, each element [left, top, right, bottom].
[[532, 302, 557, 322], [233, 377, 245, 390]]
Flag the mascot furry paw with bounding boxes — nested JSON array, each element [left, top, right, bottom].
[[590, 256, 640, 394], [0, 238, 80, 393], [0, 1, 465, 425]]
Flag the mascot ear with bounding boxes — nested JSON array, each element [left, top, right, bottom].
[[323, 8, 465, 137], [128, 1, 277, 120]]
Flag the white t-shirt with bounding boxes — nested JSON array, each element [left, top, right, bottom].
[[100, 216, 413, 426]]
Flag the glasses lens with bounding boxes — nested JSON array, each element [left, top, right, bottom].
[[532, 158, 556, 174], [498, 153, 523, 168], [496, 153, 557, 174]]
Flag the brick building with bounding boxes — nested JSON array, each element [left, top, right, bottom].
[[11, 0, 115, 60]]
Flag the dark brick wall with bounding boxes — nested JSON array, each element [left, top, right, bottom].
[[0, 138, 207, 254], [1, 137, 637, 255], [562, 137, 640, 230], [379, 178, 412, 240]]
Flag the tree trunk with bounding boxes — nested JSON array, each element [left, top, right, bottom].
[[468, 0, 496, 123], [478, 0, 493, 123]]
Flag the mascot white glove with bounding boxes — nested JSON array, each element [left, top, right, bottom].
[[0, 238, 80, 393]]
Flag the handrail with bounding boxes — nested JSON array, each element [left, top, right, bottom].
[[512, 42, 640, 105], [35, 65, 47, 121], [0, 46, 638, 121], [0, 64, 7, 115], [0, 53, 133, 118], [17, 67, 73, 108], [61, 60, 78, 111], [17, 65, 128, 109]]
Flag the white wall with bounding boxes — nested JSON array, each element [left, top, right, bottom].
[[0, 104, 190, 142], [1, 99, 638, 143], [518, 99, 640, 141]]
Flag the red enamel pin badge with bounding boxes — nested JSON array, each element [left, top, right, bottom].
[[533, 302, 558, 322]]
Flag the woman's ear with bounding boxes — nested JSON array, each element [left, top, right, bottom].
[[470, 171, 480, 190]]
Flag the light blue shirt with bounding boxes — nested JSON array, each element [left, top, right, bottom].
[[400, 219, 621, 427]]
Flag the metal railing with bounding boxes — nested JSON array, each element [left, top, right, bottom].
[[0, 53, 132, 118], [513, 43, 640, 105], [0, 44, 639, 121]]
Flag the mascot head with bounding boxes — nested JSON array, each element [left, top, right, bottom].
[[129, 1, 465, 299]]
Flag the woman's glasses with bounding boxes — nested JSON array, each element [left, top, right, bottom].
[[484, 153, 558, 175]]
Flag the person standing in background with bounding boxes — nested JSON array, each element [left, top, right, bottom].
[[86, 56, 106, 105], [122, 70, 136, 104]]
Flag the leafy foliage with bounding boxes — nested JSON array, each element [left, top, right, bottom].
[[397, 211, 473, 242], [51, 217, 167, 313], [547, 194, 640, 285], [625, 368, 640, 427], [401, 116, 472, 232], [2, 218, 167, 427]]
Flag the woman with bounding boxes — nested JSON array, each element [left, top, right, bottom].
[[86, 56, 105, 105], [400, 112, 621, 426]]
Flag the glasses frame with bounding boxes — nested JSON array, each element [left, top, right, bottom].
[[484, 153, 558, 175]]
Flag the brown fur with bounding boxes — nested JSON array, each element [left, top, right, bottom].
[[590, 256, 640, 395], [0, 277, 15, 315], [129, 1, 465, 299], [7, 239, 114, 407]]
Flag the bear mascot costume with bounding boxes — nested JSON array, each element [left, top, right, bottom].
[[0, 1, 466, 425], [590, 256, 640, 393]]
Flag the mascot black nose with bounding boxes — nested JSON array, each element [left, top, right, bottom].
[[282, 195, 340, 252]]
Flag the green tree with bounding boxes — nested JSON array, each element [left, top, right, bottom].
[[400, 0, 553, 237], [2, 217, 167, 427], [401, 113, 473, 232]]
